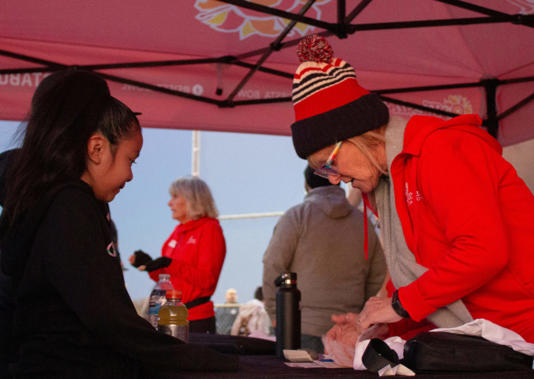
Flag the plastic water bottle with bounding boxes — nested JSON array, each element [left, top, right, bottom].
[[158, 289, 189, 342], [274, 272, 301, 358], [148, 273, 174, 329]]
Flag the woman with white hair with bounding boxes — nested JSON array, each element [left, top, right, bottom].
[[130, 176, 226, 334], [289, 35, 534, 347]]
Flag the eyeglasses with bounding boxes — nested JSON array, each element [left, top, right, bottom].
[[314, 141, 342, 179]]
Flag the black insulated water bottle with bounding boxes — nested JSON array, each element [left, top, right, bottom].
[[274, 272, 301, 358]]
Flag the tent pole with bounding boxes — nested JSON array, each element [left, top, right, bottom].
[[483, 79, 499, 138], [337, 0, 347, 38], [498, 92, 534, 121], [0, 49, 64, 68], [434, 0, 534, 27], [224, 0, 316, 104], [216, 0, 335, 32], [433, 0, 512, 18], [192, 131, 200, 177]]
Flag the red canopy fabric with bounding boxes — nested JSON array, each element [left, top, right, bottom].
[[1, 0, 533, 146]]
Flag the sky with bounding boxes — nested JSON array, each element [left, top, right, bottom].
[[0, 120, 315, 304]]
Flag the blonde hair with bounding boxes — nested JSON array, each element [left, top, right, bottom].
[[346, 125, 387, 175], [169, 176, 219, 219]]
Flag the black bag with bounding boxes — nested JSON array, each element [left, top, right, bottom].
[[362, 338, 400, 373], [402, 331, 533, 373]]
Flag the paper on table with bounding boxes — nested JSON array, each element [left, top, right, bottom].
[[283, 350, 350, 369], [378, 364, 415, 376], [315, 359, 346, 368], [431, 318, 534, 356], [284, 362, 321, 368], [283, 349, 314, 362], [284, 359, 348, 369]]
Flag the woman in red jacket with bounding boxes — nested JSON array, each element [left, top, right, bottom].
[[130, 176, 226, 333], [289, 35, 534, 345]]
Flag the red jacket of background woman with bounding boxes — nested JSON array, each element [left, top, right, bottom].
[[149, 217, 226, 321]]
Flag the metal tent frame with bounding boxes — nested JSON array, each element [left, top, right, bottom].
[[1, 0, 533, 138]]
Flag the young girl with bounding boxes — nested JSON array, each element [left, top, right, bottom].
[[0, 69, 237, 378]]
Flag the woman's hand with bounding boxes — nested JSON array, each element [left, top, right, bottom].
[[326, 312, 361, 347], [128, 254, 146, 270], [129, 249, 153, 269], [331, 312, 359, 326], [323, 313, 361, 366], [358, 296, 402, 330], [327, 321, 361, 346]]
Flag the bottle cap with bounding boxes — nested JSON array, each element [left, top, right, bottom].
[[166, 289, 182, 300], [274, 272, 297, 287]]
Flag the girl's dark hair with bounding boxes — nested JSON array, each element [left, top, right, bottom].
[[3, 69, 140, 225]]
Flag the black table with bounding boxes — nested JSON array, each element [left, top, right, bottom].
[[177, 354, 534, 379], [168, 334, 534, 378]]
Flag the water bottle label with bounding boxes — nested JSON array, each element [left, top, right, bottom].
[[148, 304, 161, 315], [148, 289, 169, 329], [148, 290, 168, 314]]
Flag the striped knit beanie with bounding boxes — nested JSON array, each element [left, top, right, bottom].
[[290, 35, 389, 159]]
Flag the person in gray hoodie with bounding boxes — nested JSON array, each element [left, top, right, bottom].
[[262, 165, 386, 353]]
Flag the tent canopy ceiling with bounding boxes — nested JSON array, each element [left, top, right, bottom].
[[1, 0, 533, 146]]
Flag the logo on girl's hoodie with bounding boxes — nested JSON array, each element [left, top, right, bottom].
[[106, 241, 118, 257]]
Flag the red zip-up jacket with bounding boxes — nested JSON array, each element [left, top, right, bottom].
[[149, 217, 226, 321], [392, 114, 534, 342]]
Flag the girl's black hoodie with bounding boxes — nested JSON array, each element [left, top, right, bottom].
[[0, 177, 238, 378]]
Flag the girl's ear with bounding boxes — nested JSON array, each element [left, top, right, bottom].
[[86, 133, 107, 164]]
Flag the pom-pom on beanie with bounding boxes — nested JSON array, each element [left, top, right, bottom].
[[291, 35, 389, 159]]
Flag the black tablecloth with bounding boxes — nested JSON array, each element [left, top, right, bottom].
[[168, 354, 534, 379], [160, 334, 534, 378]]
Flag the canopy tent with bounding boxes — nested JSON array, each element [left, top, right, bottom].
[[1, 0, 533, 146]]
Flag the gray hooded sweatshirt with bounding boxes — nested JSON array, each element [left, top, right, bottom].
[[262, 185, 386, 337]]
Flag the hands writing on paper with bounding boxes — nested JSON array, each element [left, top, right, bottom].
[[322, 312, 362, 367], [327, 312, 362, 347], [358, 296, 402, 330], [324, 296, 400, 361]]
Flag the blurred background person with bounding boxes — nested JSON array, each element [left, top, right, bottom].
[[262, 165, 386, 353], [231, 286, 272, 338], [225, 288, 238, 304], [214, 288, 240, 335], [130, 176, 226, 334]]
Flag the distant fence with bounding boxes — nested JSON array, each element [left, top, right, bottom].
[[214, 304, 240, 335]]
